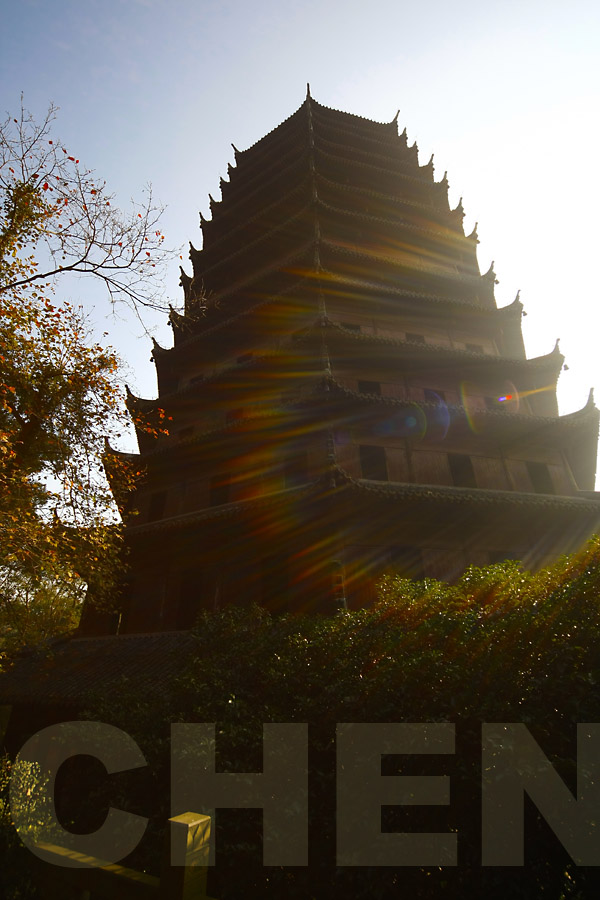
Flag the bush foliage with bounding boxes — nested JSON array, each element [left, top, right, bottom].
[[4, 539, 600, 898]]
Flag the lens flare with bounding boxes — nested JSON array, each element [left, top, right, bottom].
[[374, 403, 427, 439]]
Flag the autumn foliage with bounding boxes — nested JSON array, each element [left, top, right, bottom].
[[0, 100, 170, 655]]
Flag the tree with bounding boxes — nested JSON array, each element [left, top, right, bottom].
[[0, 101, 170, 658], [0, 100, 173, 313]]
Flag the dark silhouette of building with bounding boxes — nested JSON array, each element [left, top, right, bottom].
[[83, 88, 600, 634]]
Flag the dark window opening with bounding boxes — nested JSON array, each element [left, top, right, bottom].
[[210, 474, 230, 506], [148, 491, 166, 522], [359, 444, 388, 481], [466, 342, 483, 354], [406, 332, 425, 343], [424, 388, 445, 404], [448, 453, 477, 488], [341, 321, 361, 332], [358, 380, 381, 396], [526, 461, 555, 494]]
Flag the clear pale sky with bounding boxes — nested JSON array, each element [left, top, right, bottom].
[[2, 0, 599, 478]]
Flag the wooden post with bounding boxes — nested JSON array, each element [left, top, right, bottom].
[[159, 812, 213, 900]]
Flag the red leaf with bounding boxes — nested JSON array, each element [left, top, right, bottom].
[[68, 156, 75, 161], [43, 183, 49, 191]]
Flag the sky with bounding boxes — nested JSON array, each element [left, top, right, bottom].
[[1, 0, 599, 476]]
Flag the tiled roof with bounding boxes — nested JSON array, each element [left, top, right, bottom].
[[0, 631, 198, 706]]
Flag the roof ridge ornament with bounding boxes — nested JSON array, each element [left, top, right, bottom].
[[306, 82, 311, 99], [467, 221, 479, 241], [231, 143, 240, 163], [483, 260, 498, 284]]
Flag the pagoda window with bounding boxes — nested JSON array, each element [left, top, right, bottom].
[[147, 491, 167, 522], [526, 461, 555, 494], [448, 453, 477, 488], [406, 332, 425, 344], [209, 474, 231, 506], [341, 322, 361, 332], [359, 444, 388, 481], [358, 380, 381, 396]]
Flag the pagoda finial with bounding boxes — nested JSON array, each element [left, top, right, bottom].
[[306, 82, 311, 99]]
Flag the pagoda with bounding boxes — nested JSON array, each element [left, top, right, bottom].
[[82, 89, 600, 633]]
